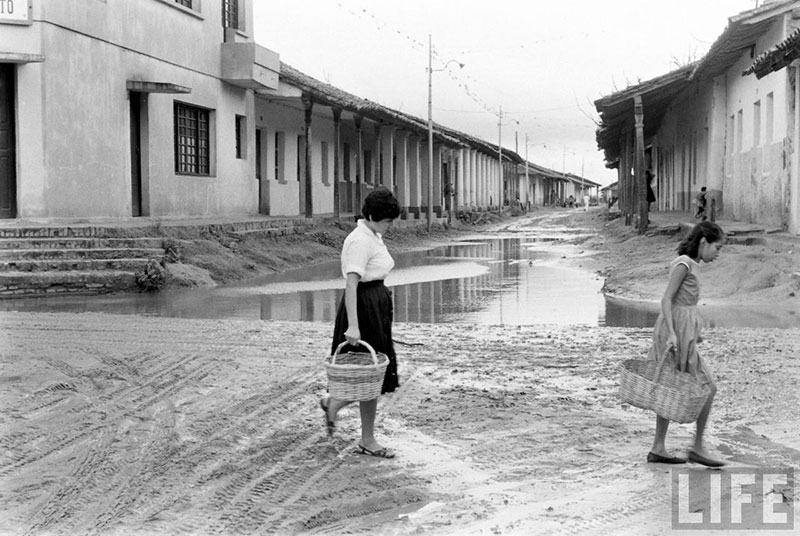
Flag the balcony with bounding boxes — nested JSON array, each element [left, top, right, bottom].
[[220, 41, 280, 90]]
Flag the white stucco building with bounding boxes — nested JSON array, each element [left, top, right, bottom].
[[1, 0, 539, 224], [595, 0, 800, 234]]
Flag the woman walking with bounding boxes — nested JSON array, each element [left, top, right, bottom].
[[321, 187, 400, 458], [647, 221, 726, 467]]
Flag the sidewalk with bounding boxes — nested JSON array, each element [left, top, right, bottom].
[[639, 209, 800, 249]]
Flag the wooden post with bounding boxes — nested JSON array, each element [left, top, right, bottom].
[[332, 107, 342, 219], [354, 115, 363, 215], [634, 95, 648, 234], [302, 94, 314, 219]]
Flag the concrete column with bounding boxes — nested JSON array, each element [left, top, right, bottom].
[[395, 131, 409, 215], [380, 125, 395, 190], [332, 107, 342, 219], [408, 136, 422, 219], [355, 115, 364, 212], [456, 148, 466, 211], [470, 150, 477, 208], [433, 144, 442, 215], [409, 135, 421, 219]]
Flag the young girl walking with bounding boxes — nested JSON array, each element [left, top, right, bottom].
[[647, 221, 726, 467]]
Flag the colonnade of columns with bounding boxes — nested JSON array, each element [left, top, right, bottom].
[[369, 128, 503, 219]]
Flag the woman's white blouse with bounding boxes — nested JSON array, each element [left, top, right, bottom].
[[341, 219, 395, 281]]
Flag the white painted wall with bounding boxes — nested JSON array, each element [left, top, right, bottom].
[[6, 0, 263, 219]]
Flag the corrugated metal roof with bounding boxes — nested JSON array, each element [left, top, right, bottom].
[[743, 26, 800, 78]]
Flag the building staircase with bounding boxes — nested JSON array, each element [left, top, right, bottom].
[[0, 229, 167, 298], [0, 217, 299, 298]]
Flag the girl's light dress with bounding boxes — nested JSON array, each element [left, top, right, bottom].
[[647, 255, 714, 387]]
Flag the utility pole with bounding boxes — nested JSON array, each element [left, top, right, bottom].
[[427, 34, 434, 232], [498, 106, 503, 211], [525, 133, 530, 207]]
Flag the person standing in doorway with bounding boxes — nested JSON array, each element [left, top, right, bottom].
[[646, 168, 656, 209], [646, 221, 726, 467], [320, 187, 401, 459]]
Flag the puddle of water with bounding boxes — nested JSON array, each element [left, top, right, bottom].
[[1, 233, 796, 328]]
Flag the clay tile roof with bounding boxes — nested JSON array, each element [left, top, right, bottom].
[[277, 62, 525, 161], [742, 27, 800, 78]]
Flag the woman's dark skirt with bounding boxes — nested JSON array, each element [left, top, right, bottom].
[[330, 280, 398, 394]]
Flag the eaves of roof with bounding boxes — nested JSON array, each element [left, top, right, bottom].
[[565, 173, 602, 188], [691, 0, 800, 81], [600, 181, 618, 191], [593, 1, 800, 166], [518, 161, 565, 179], [593, 63, 695, 162], [275, 62, 527, 160], [743, 26, 800, 78]]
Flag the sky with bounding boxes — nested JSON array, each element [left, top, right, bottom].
[[253, 1, 761, 186]]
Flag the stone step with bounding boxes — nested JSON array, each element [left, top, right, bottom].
[[0, 258, 156, 273], [0, 237, 165, 249], [230, 226, 295, 238], [0, 270, 137, 297], [0, 247, 165, 261]]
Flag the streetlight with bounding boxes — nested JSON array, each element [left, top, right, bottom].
[[427, 34, 464, 232]]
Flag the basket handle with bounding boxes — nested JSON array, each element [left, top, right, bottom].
[[653, 347, 677, 384], [331, 339, 378, 366]]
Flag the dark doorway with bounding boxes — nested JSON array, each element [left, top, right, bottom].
[[0, 64, 17, 219], [129, 92, 143, 217]]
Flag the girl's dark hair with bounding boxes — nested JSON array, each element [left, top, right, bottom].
[[362, 187, 401, 221], [677, 221, 725, 258]]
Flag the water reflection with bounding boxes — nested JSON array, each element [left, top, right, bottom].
[[1, 235, 795, 328]]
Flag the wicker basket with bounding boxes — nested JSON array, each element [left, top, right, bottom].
[[619, 350, 711, 423], [324, 340, 389, 401]]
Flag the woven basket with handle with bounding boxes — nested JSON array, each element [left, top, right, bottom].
[[324, 340, 389, 402], [619, 348, 712, 423]]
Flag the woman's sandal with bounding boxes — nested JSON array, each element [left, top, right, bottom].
[[357, 444, 396, 459], [319, 398, 335, 436]]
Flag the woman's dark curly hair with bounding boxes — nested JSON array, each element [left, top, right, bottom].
[[362, 187, 401, 221], [677, 221, 725, 258]]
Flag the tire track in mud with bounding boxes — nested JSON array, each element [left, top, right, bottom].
[[3, 317, 327, 535], [0, 349, 211, 478], [198, 365, 431, 535], [4, 314, 797, 535]]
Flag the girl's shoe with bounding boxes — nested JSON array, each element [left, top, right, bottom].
[[688, 450, 726, 467]]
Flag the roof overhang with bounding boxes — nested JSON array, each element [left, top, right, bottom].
[[593, 64, 694, 163], [692, 1, 800, 80], [126, 81, 191, 94], [743, 27, 800, 78], [0, 52, 44, 63]]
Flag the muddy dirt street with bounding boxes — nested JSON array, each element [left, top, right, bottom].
[[1, 311, 798, 535]]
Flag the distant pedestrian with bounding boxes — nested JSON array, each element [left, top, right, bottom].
[[583, 193, 590, 211], [694, 187, 707, 220], [321, 187, 400, 459], [646, 168, 656, 209], [646, 221, 726, 467]]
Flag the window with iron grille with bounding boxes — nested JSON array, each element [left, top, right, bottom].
[[174, 102, 210, 175], [175, 0, 192, 8], [222, 0, 238, 30]]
